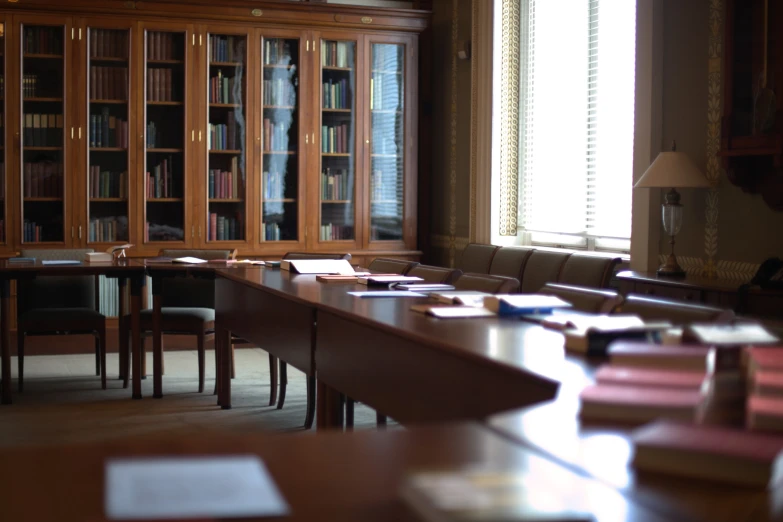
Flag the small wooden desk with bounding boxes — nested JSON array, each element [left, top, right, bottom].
[[0, 424, 670, 522], [0, 259, 146, 404], [215, 268, 568, 429]]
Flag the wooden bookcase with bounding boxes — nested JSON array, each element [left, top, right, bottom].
[[0, 0, 426, 264]]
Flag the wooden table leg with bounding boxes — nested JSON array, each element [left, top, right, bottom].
[[152, 276, 163, 399], [1, 279, 11, 405], [316, 380, 344, 431], [130, 275, 144, 400], [218, 327, 232, 410], [117, 277, 127, 381]]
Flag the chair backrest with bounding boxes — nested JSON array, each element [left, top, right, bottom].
[[18, 249, 96, 314], [407, 264, 463, 284], [558, 253, 620, 289], [159, 249, 234, 308], [519, 250, 572, 293], [368, 257, 419, 275], [617, 294, 735, 325], [283, 252, 352, 261], [457, 244, 499, 274], [489, 247, 535, 284], [539, 283, 623, 313], [453, 273, 520, 294]]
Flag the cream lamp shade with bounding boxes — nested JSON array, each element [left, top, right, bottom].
[[634, 149, 711, 188]]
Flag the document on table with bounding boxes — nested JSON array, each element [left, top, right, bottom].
[[41, 259, 81, 265], [348, 291, 427, 298], [105, 455, 289, 520]]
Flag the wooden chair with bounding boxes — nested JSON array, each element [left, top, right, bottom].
[[17, 249, 107, 391], [489, 246, 535, 286], [616, 294, 735, 324], [453, 273, 520, 294], [539, 283, 623, 313], [119, 249, 235, 393], [519, 250, 572, 293], [457, 244, 500, 274], [558, 253, 621, 289], [406, 264, 463, 284], [368, 257, 419, 274]]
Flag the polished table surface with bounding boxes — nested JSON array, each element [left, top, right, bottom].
[[0, 423, 671, 522]]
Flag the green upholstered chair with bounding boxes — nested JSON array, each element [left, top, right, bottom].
[[368, 257, 419, 274], [558, 253, 621, 289], [406, 264, 463, 284], [453, 272, 520, 294], [488, 246, 535, 286], [616, 295, 735, 325], [519, 250, 572, 293], [539, 283, 624, 313], [457, 244, 500, 274], [119, 249, 234, 393], [17, 249, 107, 391]]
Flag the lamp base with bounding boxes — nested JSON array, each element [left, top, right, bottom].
[[657, 253, 686, 278]]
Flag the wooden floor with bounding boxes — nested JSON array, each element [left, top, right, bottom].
[[0, 348, 381, 448]]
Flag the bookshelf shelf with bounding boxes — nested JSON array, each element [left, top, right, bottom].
[[209, 198, 244, 203], [264, 199, 296, 203], [24, 147, 62, 151], [147, 148, 183, 153], [210, 103, 242, 108], [323, 66, 353, 72], [147, 198, 183, 203], [22, 241, 64, 245], [322, 153, 351, 157], [147, 101, 183, 106], [211, 61, 242, 67], [264, 151, 296, 155], [90, 198, 127, 202], [322, 108, 351, 113], [322, 200, 353, 204], [23, 53, 63, 60], [25, 197, 63, 202], [90, 147, 127, 152], [23, 97, 63, 102], [209, 149, 242, 154], [265, 106, 295, 110], [90, 99, 128, 104], [91, 56, 128, 62], [147, 59, 184, 65]]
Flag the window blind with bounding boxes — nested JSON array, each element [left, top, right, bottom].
[[517, 0, 636, 250]]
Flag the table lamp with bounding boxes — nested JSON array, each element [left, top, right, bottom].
[[634, 142, 711, 277]]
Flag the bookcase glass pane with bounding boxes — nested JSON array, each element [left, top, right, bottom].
[[207, 33, 247, 242], [319, 39, 355, 241], [87, 26, 130, 243], [0, 23, 5, 244], [144, 30, 185, 242], [22, 24, 65, 243], [370, 43, 404, 241], [261, 37, 299, 242]]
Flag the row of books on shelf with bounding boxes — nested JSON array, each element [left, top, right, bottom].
[[210, 71, 242, 105], [263, 119, 293, 152], [91, 29, 129, 60], [321, 41, 353, 69], [262, 222, 282, 241], [89, 217, 127, 243], [23, 162, 62, 198], [91, 110, 128, 149], [209, 212, 243, 241], [321, 124, 350, 154], [263, 171, 289, 200], [22, 75, 45, 99], [147, 32, 180, 61], [208, 158, 242, 199], [322, 79, 350, 110], [91, 66, 129, 101], [264, 40, 293, 66], [146, 121, 161, 149], [23, 220, 46, 243], [320, 223, 352, 241], [147, 68, 176, 102], [321, 169, 351, 200], [210, 36, 244, 64], [263, 78, 296, 107], [209, 114, 239, 151], [370, 77, 402, 111], [24, 27, 63, 56], [23, 114, 63, 147], [146, 157, 177, 199], [89, 167, 127, 199]]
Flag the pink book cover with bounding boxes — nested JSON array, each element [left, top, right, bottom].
[[749, 395, 783, 418], [580, 384, 703, 409], [749, 348, 783, 370], [595, 366, 707, 390], [608, 342, 713, 360]]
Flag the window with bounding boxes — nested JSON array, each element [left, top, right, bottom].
[[504, 0, 636, 252]]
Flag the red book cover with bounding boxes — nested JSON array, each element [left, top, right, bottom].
[[97, 29, 104, 59], [90, 28, 98, 59], [102, 66, 110, 102], [228, 171, 233, 199], [608, 342, 713, 371], [90, 66, 96, 100], [154, 68, 161, 102], [755, 372, 783, 397], [580, 383, 703, 415], [595, 366, 707, 390], [165, 69, 171, 102], [210, 212, 217, 241], [749, 348, 783, 372]]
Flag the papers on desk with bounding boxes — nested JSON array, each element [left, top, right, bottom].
[[348, 291, 427, 298], [105, 455, 289, 520], [41, 259, 81, 265], [172, 256, 207, 264], [684, 322, 780, 346], [281, 259, 354, 275]]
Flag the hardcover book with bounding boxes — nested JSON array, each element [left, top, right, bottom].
[[579, 384, 704, 425], [482, 294, 572, 316], [607, 342, 715, 372]]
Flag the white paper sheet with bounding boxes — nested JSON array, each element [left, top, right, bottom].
[[105, 455, 289, 520], [348, 291, 427, 298]]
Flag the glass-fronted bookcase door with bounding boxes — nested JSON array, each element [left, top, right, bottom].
[[310, 31, 363, 250], [17, 15, 74, 245], [137, 22, 194, 248], [363, 33, 416, 251], [256, 29, 307, 250], [0, 18, 7, 248], [200, 24, 253, 247], [76, 18, 135, 246]]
